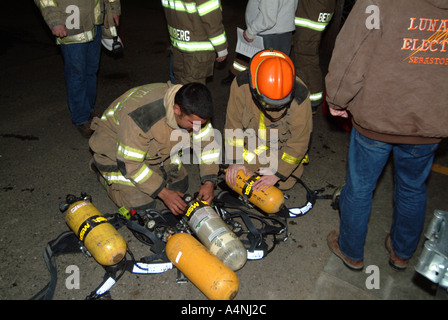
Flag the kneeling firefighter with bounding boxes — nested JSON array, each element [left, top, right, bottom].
[[224, 49, 313, 194], [89, 82, 221, 216]]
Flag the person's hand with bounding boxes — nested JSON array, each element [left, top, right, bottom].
[[252, 167, 280, 191], [157, 188, 186, 215], [216, 55, 227, 62], [225, 164, 250, 187], [51, 24, 67, 38], [197, 181, 214, 204], [112, 14, 120, 26], [329, 108, 349, 118], [243, 30, 253, 42]]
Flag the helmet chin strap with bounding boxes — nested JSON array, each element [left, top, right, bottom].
[[253, 96, 291, 122], [263, 106, 290, 122]]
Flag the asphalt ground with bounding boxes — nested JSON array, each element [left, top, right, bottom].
[[1, 0, 447, 308]]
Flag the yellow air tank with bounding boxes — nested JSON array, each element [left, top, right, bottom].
[[65, 200, 127, 266], [166, 232, 239, 300], [227, 170, 285, 214], [183, 196, 247, 271]]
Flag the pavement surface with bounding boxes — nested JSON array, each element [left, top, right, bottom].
[[1, 0, 447, 306]]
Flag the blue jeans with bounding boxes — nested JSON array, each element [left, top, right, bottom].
[[338, 127, 439, 261], [60, 26, 102, 126]]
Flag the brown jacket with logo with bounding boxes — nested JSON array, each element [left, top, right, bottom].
[[325, 0, 448, 143]]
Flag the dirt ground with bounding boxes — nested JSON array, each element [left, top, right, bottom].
[[1, 0, 447, 307]]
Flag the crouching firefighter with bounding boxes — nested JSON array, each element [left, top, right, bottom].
[[224, 49, 313, 193], [89, 82, 221, 216]]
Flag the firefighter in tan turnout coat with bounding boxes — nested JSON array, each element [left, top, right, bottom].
[[161, 0, 228, 84], [89, 82, 221, 216], [225, 50, 313, 192]]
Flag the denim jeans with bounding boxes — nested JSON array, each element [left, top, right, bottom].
[[60, 25, 102, 126], [338, 127, 439, 261]]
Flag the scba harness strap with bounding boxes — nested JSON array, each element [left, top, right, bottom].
[[278, 178, 332, 218], [31, 207, 175, 300], [213, 191, 289, 260], [32, 191, 289, 300]]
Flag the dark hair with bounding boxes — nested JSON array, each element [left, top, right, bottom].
[[174, 83, 213, 120]]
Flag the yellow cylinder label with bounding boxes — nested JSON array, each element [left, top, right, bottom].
[[241, 174, 261, 198], [77, 215, 108, 241], [184, 199, 208, 219]]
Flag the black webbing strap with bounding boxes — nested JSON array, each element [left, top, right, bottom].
[[30, 231, 80, 300]]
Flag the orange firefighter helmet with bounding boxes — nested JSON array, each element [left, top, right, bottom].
[[249, 49, 295, 110]]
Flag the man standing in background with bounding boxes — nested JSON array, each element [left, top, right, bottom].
[[162, 0, 228, 85], [294, 0, 336, 113], [34, 0, 121, 138]]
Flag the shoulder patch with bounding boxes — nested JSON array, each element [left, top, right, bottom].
[[293, 80, 309, 105], [236, 70, 250, 87], [129, 99, 166, 133]]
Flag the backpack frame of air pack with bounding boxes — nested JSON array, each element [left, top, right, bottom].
[[32, 175, 334, 300]]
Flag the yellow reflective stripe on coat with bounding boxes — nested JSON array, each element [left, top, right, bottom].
[[101, 86, 142, 124], [192, 121, 213, 141], [100, 171, 134, 186], [116, 141, 147, 161], [242, 145, 268, 163], [209, 32, 227, 47], [258, 112, 267, 141], [38, 0, 57, 8], [243, 149, 255, 164], [170, 38, 215, 51], [309, 92, 323, 102], [198, 149, 220, 164], [170, 152, 183, 170], [56, 30, 94, 45], [281, 152, 309, 165], [225, 136, 244, 147], [100, 165, 153, 187], [233, 61, 247, 72], [236, 112, 270, 164], [295, 17, 329, 31], [161, 0, 197, 13], [131, 164, 153, 185], [162, 0, 221, 15], [197, 0, 221, 16]]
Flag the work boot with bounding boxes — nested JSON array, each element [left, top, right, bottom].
[[331, 186, 343, 210], [76, 122, 93, 139], [385, 234, 409, 271], [327, 230, 364, 271]]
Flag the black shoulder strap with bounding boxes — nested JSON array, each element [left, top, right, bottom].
[[236, 69, 250, 87], [30, 231, 80, 300], [293, 79, 310, 105]]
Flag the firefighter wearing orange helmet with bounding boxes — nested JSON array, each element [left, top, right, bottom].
[[224, 49, 313, 192]]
